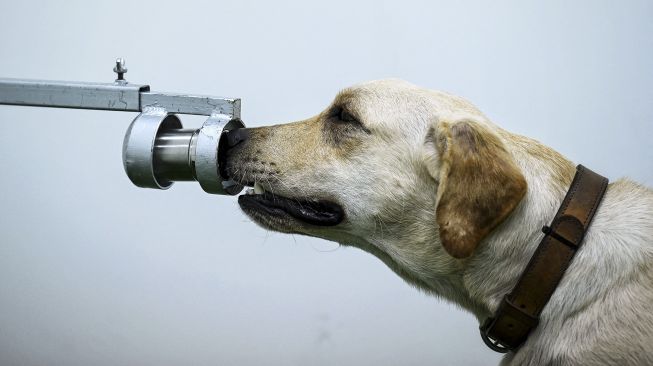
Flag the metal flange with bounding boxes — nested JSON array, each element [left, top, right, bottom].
[[122, 107, 182, 189], [194, 114, 244, 195]]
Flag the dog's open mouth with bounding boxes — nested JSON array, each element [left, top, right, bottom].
[[237, 183, 344, 226]]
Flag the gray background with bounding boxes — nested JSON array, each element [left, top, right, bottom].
[[0, 1, 651, 365]]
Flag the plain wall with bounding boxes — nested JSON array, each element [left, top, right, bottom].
[[0, 1, 651, 365]]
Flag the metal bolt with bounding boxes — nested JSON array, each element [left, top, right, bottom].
[[113, 58, 128, 83]]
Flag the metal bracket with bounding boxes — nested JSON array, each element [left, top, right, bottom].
[[0, 58, 245, 195]]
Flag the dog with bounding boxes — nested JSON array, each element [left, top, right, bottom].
[[223, 79, 653, 365]]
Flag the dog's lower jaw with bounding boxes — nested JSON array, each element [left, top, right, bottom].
[[238, 199, 344, 237], [238, 202, 300, 234]]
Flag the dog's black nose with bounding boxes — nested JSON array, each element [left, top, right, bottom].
[[219, 128, 250, 180], [224, 127, 249, 148]]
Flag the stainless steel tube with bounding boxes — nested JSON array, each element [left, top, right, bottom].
[[153, 129, 198, 182]]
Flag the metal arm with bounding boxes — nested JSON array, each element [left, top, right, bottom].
[[0, 59, 244, 195], [0, 78, 241, 117]]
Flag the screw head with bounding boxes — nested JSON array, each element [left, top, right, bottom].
[[114, 58, 127, 73]]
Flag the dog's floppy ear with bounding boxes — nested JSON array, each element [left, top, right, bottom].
[[424, 119, 527, 259]]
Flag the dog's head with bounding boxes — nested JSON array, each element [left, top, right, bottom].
[[224, 79, 527, 290]]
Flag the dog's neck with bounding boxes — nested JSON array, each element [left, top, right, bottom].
[[352, 131, 579, 322], [397, 132, 578, 321]]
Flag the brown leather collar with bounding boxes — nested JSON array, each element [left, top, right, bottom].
[[480, 164, 608, 353]]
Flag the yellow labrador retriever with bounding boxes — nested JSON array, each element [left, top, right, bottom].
[[223, 79, 653, 365]]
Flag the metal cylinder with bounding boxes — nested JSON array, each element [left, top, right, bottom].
[[122, 108, 244, 195], [153, 129, 197, 182]]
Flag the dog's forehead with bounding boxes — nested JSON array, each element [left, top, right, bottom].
[[333, 79, 486, 135], [335, 79, 419, 105], [335, 79, 481, 117], [333, 79, 430, 128]]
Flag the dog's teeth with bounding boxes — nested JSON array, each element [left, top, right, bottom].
[[254, 183, 264, 194], [246, 188, 255, 195]]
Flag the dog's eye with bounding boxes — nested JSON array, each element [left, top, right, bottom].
[[325, 106, 371, 139], [331, 107, 363, 127], [338, 109, 358, 124]]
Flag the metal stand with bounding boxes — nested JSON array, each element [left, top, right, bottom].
[[0, 58, 244, 195]]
